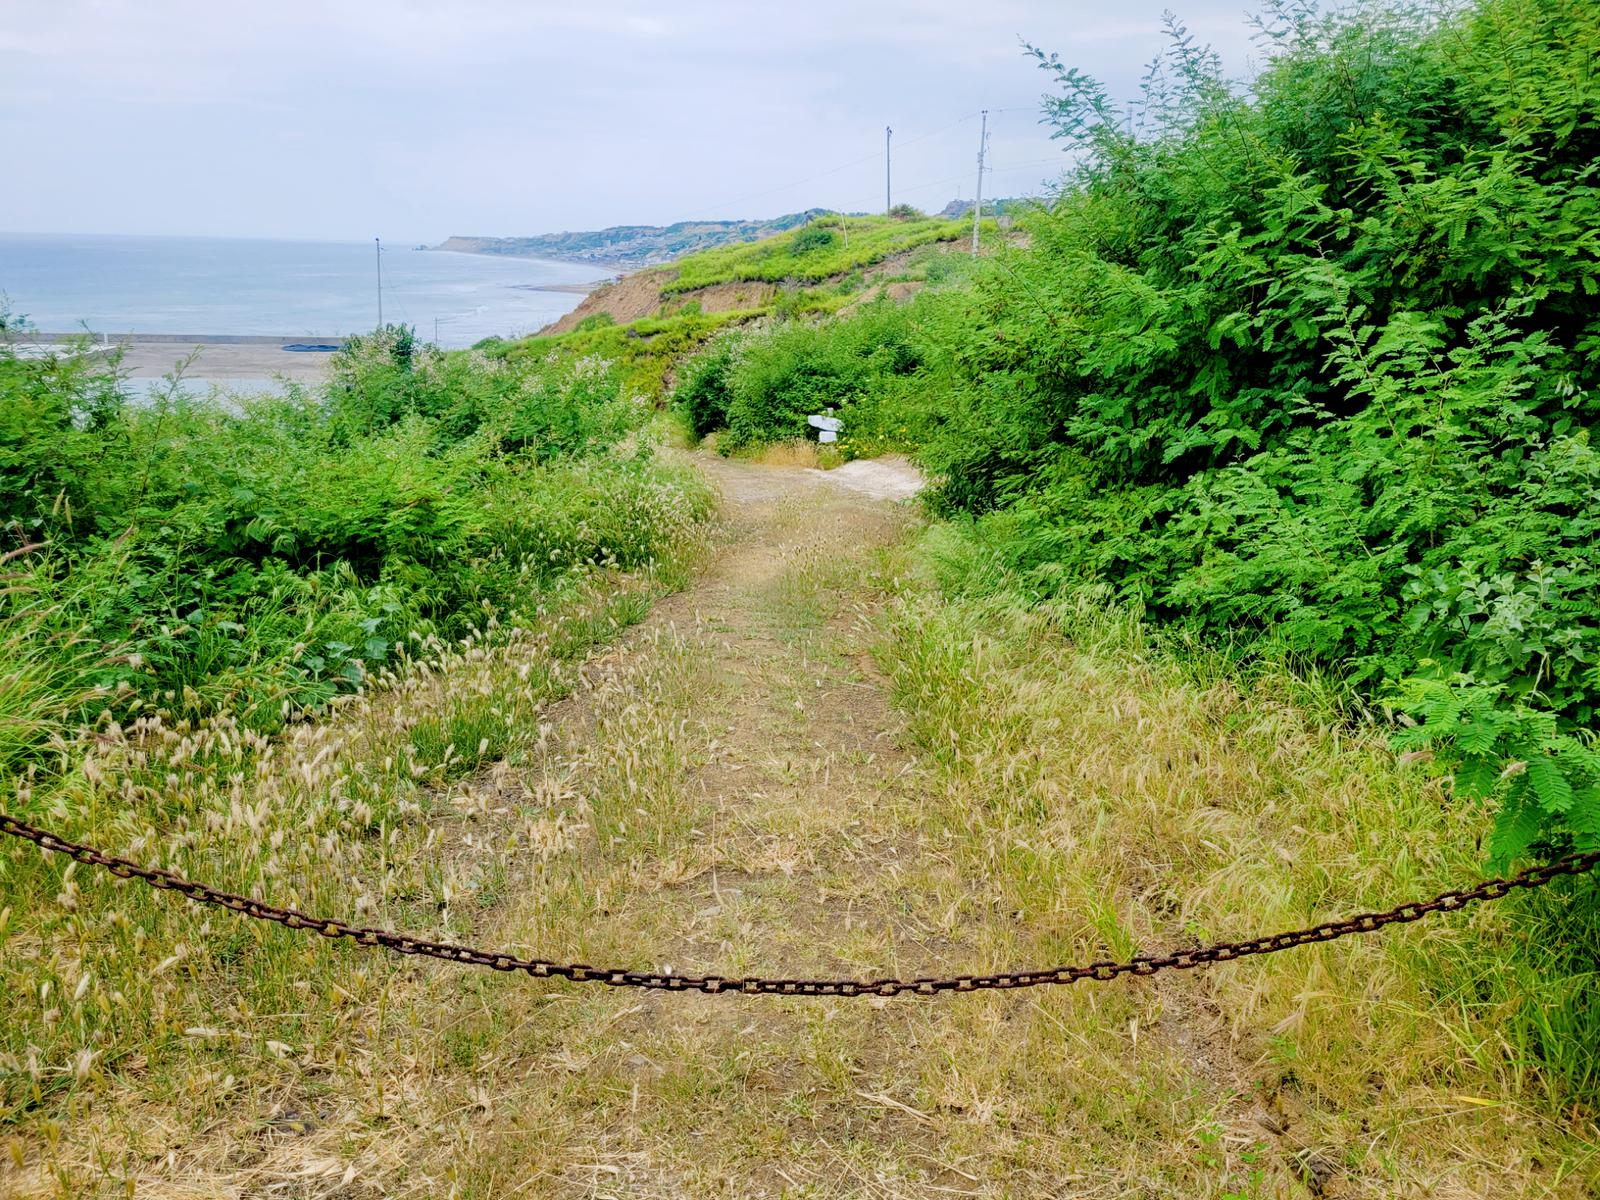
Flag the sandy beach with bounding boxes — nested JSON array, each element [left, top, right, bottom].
[[112, 340, 334, 381], [14, 332, 337, 382]]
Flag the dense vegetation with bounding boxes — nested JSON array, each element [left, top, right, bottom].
[[677, 0, 1600, 868], [660, 213, 967, 294], [0, 324, 711, 776], [674, 299, 935, 455], [0, 320, 721, 1153], [5, 1, 1600, 1164], [494, 308, 750, 401], [494, 215, 976, 403]]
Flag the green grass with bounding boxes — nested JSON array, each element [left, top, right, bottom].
[[901, 517, 1600, 1112], [499, 307, 751, 400], [4, 407, 1597, 1196], [495, 215, 982, 405], [660, 214, 968, 295]]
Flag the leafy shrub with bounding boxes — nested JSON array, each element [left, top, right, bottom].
[[0, 331, 709, 759], [710, 301, 924, 451], [672, 332, 742, 438], [790, 225, 840, 255], [0, 324, 124, 538], [849, 0, 1600, 865], [678, 0, 1600, 863]]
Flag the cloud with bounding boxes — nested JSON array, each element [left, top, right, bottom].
[[1, 0, 1288, 239]]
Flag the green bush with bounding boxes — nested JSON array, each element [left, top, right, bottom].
[[822, 0, 1600, 866], [790, 225, 840, 255], [671, 332, 742, 438], [711, 301, 924, 452], [0, 331, 711, 759], [664, 0, 1600, 863], [0, 326, 124, 537]]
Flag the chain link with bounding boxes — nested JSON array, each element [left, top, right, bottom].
[[3, 812, 1596, 998]]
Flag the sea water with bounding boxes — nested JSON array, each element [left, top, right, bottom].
[[0, 232, 609, 350]]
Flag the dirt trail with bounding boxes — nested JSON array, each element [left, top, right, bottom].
[[448, 453, 989, 1194], [407, 454, 1276, 1198], [23, 452, 1559, 1198], [513, 451, 933, 986]]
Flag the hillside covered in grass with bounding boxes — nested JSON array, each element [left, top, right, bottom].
[[659, 212, 968, 294], [491, 209, 979, 398]]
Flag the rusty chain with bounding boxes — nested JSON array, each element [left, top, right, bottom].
[[3, 811, 1596, 998]]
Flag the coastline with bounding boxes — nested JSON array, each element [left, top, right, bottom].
[[116, 340, 333, 381], [4, 332, 338, 381], [509, 279, 617, 294], [427, 244, 636, 274], [2, 232, 602, 351]]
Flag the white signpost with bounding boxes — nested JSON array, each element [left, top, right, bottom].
[[807, 409, 843, 444]]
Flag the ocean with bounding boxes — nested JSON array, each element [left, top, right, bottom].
[[0, 232, 609, 351]]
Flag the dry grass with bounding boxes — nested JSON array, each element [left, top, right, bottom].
[[2, 455, 1596, 1197], [749, 440, 823, 470]]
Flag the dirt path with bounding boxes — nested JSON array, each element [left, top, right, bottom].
[[438, 452, 989, 1195], [20, 452, 1583, 1198], [385, 454, 1276, 1198]]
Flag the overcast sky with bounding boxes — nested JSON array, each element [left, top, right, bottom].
[[3, 1, 1277, 242]]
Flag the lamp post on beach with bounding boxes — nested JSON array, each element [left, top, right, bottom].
[[375, 237, 384, 329]]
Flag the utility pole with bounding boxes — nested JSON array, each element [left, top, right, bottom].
[[971, 110, 988, 255], [885, 125, 892, 215], [375, 237, 383, 329]]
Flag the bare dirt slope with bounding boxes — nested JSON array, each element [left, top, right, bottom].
[[540, 243, 960, 335], [542, 269, 672, 334]]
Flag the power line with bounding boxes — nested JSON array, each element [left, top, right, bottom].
[[987, 158, 1069, 174], [693, 105, 1043, 217], [888, 109, 981, 152], [892, 172, 970, 198], [698, 147, 888, 216], [892, 160, 1064, 201]]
